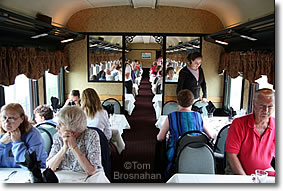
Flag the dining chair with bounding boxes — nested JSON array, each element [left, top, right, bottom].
[[38, 128, 53, 154], [36, 122, 57, 155], [175, 130, 215, 174], [87, 127, 111, 181], [162, 100, 178, 115], [192, 100, 209, 117], [102, 98, 122, 114], [213, 124, 230, 174]]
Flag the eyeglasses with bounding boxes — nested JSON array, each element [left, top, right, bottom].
[[1, 116, 19, 122]]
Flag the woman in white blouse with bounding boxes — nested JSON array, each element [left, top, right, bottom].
[[81, 88, 112, 141]]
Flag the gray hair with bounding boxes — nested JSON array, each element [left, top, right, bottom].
[[253, 88, 275, 104], [56, 106, 87, 133]]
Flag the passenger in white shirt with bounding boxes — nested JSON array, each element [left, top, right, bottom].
[[125, 62, 133, 94], [81, 88, 112, 141]]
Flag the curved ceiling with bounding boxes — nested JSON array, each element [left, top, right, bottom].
[[0, 0, 275, 28]]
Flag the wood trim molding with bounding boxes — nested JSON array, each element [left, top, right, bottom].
[[164, 96, 223, 103], [99, 95, 122, 101]]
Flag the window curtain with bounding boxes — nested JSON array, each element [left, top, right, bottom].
[[89, 51, 122, 65], [0, 47, 69, 86], [218, 51, 275, 85]]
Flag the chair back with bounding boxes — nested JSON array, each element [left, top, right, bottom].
[[87, 127, 111, 181], [192, 100, 209, 117], [214, 124, 230, 174], [175, 130, 215, 174], [162, 101, 178, 115], [214, 124, 230, 154], [36, 122, 57, 155], [177, 144, 215, 174], [176, 131, 215, 174], [38, 128, 53, 154], [102, 98, 121, 114]]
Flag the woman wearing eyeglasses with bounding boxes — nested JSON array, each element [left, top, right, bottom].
[[176, 52, 207, 102], [0, 103, 47, 168]]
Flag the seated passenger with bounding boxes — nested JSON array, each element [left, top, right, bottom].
[[81, 88, 112, 141], [225, 88, 275, 175], [34, 105, 57, 136], [105, 69, 114, 81], [47, 106, 104, 178], [63, 90, 81, 107], [0, 103, 47, 168], [165, 67, 177, 82], [157, 89, 213, 176]]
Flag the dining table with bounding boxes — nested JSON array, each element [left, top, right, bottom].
[[155, 115, 231, 140], [0, 168, 110, 183], [152, 94, 162, 119], [166, 173, 275, 183], [125, 93, 136, 116], [109, 114, 131, 154]]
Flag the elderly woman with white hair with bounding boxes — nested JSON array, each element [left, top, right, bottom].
[[47, 106, 106, 182]]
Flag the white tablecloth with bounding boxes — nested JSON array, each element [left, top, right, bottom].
[[203, 116, 231, 139], [166, 173, 275, 183], [155, 115, 231, 140], [155, 115, 167, 129], [125, 94, 136, 115], [133, 83, 139, 96], [110, 114, 130, 154], [152, 94, 162, 119], [0, 168, 110, 183], [135, 76, 142, 86]]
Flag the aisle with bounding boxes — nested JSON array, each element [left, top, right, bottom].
[[111, 76, 161, 183]]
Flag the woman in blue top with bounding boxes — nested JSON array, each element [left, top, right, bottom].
[[157, 89, 213, 177], [0, 103, 47, 168]]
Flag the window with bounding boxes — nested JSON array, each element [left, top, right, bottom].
[[45, 71, 60, 106], [255, 75, 274, 89], [228, 75, 243, 111], [4, 74, 33, 120]]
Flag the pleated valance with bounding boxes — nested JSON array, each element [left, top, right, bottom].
[[0, 47, 69, 86], [89, 51, 122, 65], [218, 51, 275, 85]]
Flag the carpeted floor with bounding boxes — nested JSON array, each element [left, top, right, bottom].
[[111, 76, 163, 183]]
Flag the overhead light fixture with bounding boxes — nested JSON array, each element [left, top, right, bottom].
[[61, 38, 74, 43], [31, 33, 48, 39], [215, 40, 228, 45], [240, 35, 257, 41]]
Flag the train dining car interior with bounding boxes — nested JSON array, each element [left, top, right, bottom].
[[0, 0, 276, 184]]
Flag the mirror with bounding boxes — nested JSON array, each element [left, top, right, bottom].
[[165, 36, 201, 83], [88, 35, 123, 82]]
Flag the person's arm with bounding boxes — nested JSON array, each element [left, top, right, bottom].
[[226, 152, 246, 175], [11, 127, 47, 167], [225, 118, 246, 175], [70, 145, 97, 176], [103, 110, 112, 141], [47, 145, 68, 171], [47, 133, 69, 171], [202, 122, 214, 139], [176, 69, 185, 94], [63, 98, 71, 108], [199, 68, 207, 98], [0, 133, 12, 144], [157, 117, 169, 141], [67, 132, 97, 176]]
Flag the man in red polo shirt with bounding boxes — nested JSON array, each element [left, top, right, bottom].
[[225, 88, 275, 175]]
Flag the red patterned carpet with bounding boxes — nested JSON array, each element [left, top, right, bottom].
[[111, 75, 163, 183]]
